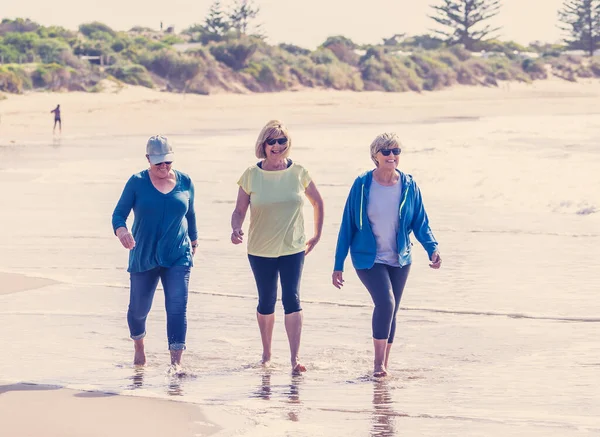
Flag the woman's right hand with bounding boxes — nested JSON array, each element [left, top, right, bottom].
[[116, 227, 136, 250], [332, 271, 344, 289], [231, 228, 244, 244]]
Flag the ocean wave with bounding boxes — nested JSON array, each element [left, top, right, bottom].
[[15, 281, 596, 324], [441, 228, 600, 238], [576, 206, 598, 215], [317, 406, 588, 432], [182, 290, 600, 323], [552, 201, 598, 216]]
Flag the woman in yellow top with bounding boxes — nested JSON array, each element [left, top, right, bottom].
[[231, 120, 324, 373]]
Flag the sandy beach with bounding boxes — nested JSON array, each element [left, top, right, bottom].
[[0, 383, 219, 437], [2, 78, 600, 142], [0, 272, 58, 295], [1, 81, 599, 436]]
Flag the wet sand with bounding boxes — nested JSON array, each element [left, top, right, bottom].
[[0, 383, 219, 437], [0, 272, 58, 295]]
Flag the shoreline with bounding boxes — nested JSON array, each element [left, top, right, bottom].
[[0, 272, 58, 295]]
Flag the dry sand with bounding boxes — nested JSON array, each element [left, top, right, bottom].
[[1, 78, 600, 142]]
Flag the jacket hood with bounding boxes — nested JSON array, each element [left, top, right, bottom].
[[357, 169, 412, 190]]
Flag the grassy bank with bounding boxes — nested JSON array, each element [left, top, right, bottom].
[[1, 18, 599, 95]]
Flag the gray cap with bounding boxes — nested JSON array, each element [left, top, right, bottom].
[[146, 135, 175, 165]]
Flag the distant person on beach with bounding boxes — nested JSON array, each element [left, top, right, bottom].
[[112, 135, 198, 367], [50, 104, 61, 134], [332, 132, 441, 378], [231, 120, 324, 374]]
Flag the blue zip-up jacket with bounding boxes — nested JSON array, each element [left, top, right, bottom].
[[334, 170, 438, 271]]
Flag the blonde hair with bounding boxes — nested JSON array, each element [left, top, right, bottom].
[[370, 132, 401, 166], [255, 120, 292, 159]]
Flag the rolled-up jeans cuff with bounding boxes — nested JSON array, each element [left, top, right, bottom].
[[169, 343, 186, 351], [131, 332, 146, 341]]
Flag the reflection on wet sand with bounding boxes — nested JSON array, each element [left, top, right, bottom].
[[165, 365, 192, 396], [251, 371, 303, 421], [129, 367, 144, 389], [254, 371, 273, 400], [371, 380, 395, 437], [285, 374, 303, 422], [286, 374, 302, 404], [167, 377, 183, 396]]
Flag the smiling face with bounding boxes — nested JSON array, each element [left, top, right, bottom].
[[264, 136, 289, 160], [369, 132, 403, 169], [374, 146, 401, 169], [255, 120, 292, 160], [147, 156, 173, 179]]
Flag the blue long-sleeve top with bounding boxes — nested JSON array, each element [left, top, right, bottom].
[[112, 169, 198, 273], [334, 170, 438, 271]]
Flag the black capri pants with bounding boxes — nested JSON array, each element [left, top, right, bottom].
[[248, 251, 305, 315], [355, 263, 411, 343]]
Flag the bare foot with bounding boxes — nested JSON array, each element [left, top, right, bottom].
[[292, 362, 307, 374], [262, 353, 272, 367], [134, 348, 146, 366], [373, 364, 387, 378], [133, 339, 146, 366]]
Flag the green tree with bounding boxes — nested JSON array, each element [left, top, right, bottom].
[[559, 0, 600, 57], [430, 0, 502, 50], [0, 18, 39, 35], [34, 39, 71, 63], [205, 0, 230, 37], [3, 32, 40, 52], [229, 0, 260, 36], [78, 22, 116, 38]]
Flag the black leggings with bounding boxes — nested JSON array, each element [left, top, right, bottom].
[[355, 263, 411, 343], [248, 251, 305, 315]]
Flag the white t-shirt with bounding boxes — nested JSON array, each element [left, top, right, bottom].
[[367, 178, 402, 267]]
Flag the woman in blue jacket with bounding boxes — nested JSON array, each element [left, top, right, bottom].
[[332, 132, 441, 377]]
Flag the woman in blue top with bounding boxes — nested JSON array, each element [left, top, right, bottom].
[[112, 135, 198, 367], [332, 132, 442, 378]]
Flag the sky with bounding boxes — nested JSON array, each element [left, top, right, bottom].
[[4, 0, 566, 49]]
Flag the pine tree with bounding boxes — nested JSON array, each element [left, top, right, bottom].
[[229, 0, 260, 36], [429, 0, 501, 50], [559, 0, 600, 56], [204, 0, 230, 37]]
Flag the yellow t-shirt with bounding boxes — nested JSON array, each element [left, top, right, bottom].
[[237, 161, 312, 257]]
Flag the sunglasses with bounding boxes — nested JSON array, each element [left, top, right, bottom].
[[266, 137, 288, 146], [379, 148, 401, 156], [155, 161, 173, 166]]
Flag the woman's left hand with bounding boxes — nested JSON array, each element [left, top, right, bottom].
[[305, 235, 320, 255], [191, 240, 198, 256], [429, 251, 442, 269]]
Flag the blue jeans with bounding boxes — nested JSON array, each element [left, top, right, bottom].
[[128, 265, 191, 351]]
